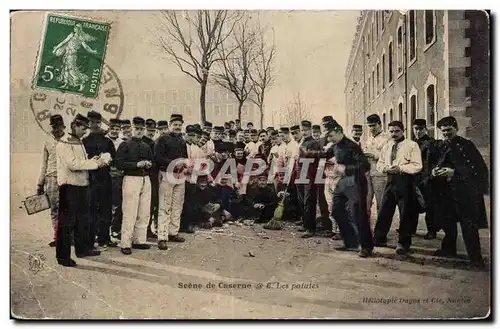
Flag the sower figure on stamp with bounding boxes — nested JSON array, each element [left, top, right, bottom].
[[155, 114, 188, 251], [115, 117, 153, 255], [55, 114, 107, 267], [364, 114, 391, 220], [430, 116, 489, 268], [410, 119, 439, 239], [142, 118, 159, 238], [324, 119, 373, 258], [373, 121, 422, 255], [83, 110, 117, 250], [37, 114, 65, 247], [107, 118, 124, 243]]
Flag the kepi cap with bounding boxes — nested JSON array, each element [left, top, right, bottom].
[[412, 119, 427, 127], [437, 116, 458, 129], [366, 114, 381, 125], [132, 116, 146, 127], [49, 114, 65, 127], [74, 113, 90, 128], [170, 113, 183, 123]]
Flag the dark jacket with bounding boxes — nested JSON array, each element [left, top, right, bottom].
[[414, 134, 437, 186], [195, 185, 218, 207], [83, 131, 116, 183], [115, 137, 153, 176], [246, 184, 278, 208], [142, 136, 155, 153], [142, 136, 158, 174], [154, 132, 188, 172], [215, 185, 238, 211], [294, 136, 321, 182], [430, 136, 489, 228], [327, 136, 370, 178]]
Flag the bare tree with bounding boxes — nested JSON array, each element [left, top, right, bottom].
[[212, 15, 258, 122], [249, 25, 276, 129], [280, 92, 312, 126], [153, 10, 241, 122]]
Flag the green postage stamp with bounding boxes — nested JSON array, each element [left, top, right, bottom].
[[33, 14, 110, 98]]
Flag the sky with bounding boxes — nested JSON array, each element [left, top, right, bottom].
[[11, 10, 360, 130]]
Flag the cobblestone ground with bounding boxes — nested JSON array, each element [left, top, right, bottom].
[[10, 154, 490, 319]]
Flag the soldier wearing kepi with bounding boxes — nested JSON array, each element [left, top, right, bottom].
[[364, 114, 391, 218], [430, 116, 489, 268], [202, 121, 215, 158], [83, 110, 117, 249], [373, 121, 422, 255], [410, 119, 438, 239], [155, 114, 189, 250], [296, 120, 321, 238], [312, 125, 321, 140], [55, 114, 107, 266], [324, 119, 373, 258], [37, 114, 66, 247], [120, 119, 132, 140], [351, 125, 363, 145], [107, 118, 124, 242], [143, 119, 159, 238], [115, 117, 153, 255], [157, 120, 169, 137], [180, 125, 204, 234]]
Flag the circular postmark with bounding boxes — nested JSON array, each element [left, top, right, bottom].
[[30, 63, 124, 139]]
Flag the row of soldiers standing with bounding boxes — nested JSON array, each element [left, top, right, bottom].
[[37, 110, 488, 268]]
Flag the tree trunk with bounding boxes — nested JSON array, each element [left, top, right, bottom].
[[237, 101, 243, 122], [200, 81, 207, 123], [259, 104, 264, 129]]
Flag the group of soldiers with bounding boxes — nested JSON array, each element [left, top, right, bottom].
[[37, 110, 489, 268]]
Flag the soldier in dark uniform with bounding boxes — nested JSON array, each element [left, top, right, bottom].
[[431, 116, 488, 268], [143, 119, 159, 238], [296, 120, 321, 238], [180, 125, 202, 234], [324, 119, 373, 258], [244, 171, 278, 223], [82, 110, 117, 249], [410, 119, 439, 239], [212, 126, 225, 153], [188, 175, 223, 229]]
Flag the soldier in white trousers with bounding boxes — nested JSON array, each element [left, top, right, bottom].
[[155, 114, 188, 250], [115, 117, 153, 255]]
